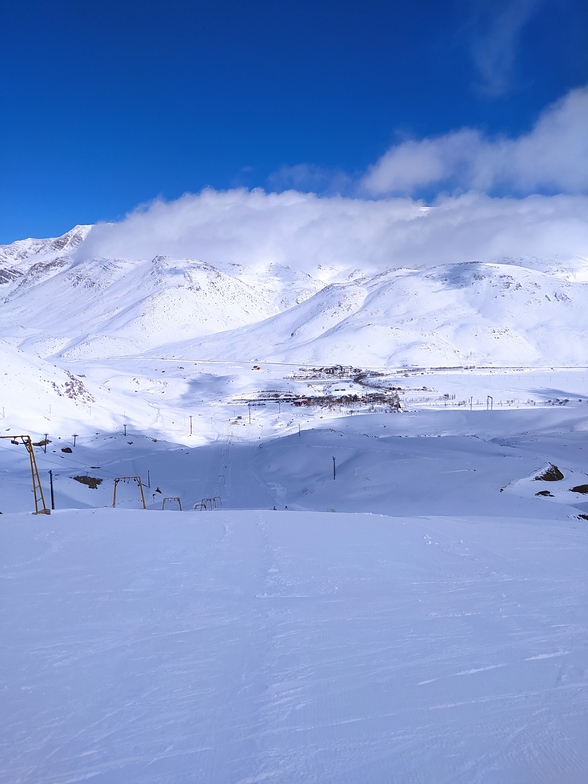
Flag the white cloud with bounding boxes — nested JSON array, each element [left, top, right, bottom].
[[79, 189, 424, 272], [468, 0, 545, 96], [361, 86, 588, 197], [77, 188, 588, 275], [76, 85, 588, 277]]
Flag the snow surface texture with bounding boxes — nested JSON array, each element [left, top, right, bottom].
[[2, 510, 587, 784], [2, 225, 588, 781]]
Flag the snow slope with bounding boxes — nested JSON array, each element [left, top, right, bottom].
[[162, 261, 588, 367], [1, 508, 587, 784], [4, 398, 588, 518], [2, 224, 588, 782], [2, 226, 588, 367], [1, 253, 279, 359], [0, 225, 90, 271]]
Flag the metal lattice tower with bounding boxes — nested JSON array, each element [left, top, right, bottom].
[[0, 435, 51, 514]]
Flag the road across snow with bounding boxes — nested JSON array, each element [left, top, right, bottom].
[[1, 509, 587, 783]]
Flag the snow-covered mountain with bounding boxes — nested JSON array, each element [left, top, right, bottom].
[[177, 260, 588, 367], [1, 249, 279, 359], [0, 224, 90, 267], [3, 228, 588, 784], [1, 225, 588, 366]]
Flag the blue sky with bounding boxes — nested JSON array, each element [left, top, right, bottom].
[[1, 0, 587, 244]]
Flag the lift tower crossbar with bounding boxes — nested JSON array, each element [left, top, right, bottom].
[[112, 476, 147, 509]]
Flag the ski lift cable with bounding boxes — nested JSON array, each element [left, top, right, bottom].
[[0, 441, 130, 481]]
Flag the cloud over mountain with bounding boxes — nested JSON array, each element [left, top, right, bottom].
[[362, 85, 588, 197], [70, 80, 588, 281], [78, 189, 588, 275]]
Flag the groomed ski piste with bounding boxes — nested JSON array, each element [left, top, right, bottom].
[[2, 364, 588, 783]]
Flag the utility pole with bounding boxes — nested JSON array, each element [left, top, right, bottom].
[[189, 415, 193, 436], [72, 433, 78, 447], [44, 433, 48, 453], [332, 456, 336, 480], [49, 470, 55, 510], [123, 423, 127, 436]]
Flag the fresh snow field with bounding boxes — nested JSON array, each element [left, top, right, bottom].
[[1, 508, 587, 784], [2, 402, 588, 783], [1, 227, 588, 781]]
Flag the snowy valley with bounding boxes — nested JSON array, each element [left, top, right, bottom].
[[1, 225, 588, 783]]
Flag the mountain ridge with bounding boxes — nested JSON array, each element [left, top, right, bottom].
[[1, 226, 587, 367]]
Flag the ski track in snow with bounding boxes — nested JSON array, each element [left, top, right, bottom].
[[1, 509, 587, 784]]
